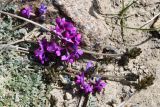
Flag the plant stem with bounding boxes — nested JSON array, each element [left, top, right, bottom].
[[82, 49, 123, 57], [139, 12, 160, 28], [0, 10, 50, 31], [78, 95, 85, 107], [0, 39, 25, 49]]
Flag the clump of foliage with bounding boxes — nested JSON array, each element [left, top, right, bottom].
[[0, 49, 51, 106], [0, 4, 51, 106]]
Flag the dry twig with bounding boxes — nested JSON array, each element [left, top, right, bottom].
[[139, 12, 160, 28], [78, 95, 85, 107], [0, 10, 50, 31], [82, 49, 123, 57], [117, 91, 138, 107]]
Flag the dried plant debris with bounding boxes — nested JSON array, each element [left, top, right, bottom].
[[126, 47, 142, 59], [118, 47, 142, 66], [118, 54, 130, 66], [125, 73, 139, 81], [135, 75, 155, 91], [0, 5, 51, 107]]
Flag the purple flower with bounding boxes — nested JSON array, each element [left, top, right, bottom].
[[61, 54, 69, 61], [47, 41, 62, 56], [34, 38, 48, 64], [39, 3, 47, 15], [75, 72, 93, 94], [75, 72, 85, 85], [64, 22, 77, 34], [61, 54, 74, 63], [86, 61, 93, 71], [34, 38, 63, 64], [34, 17, 83, 64], [61, 47, 83, 63], [21, 0, 33, 2], [21, 6, 32, 18], [94, 79, 106, 92], [75, 49, 83, 58], [53, 17, 83, 63], [56, 17, 66, 27], [72, 45, 83, 58], [75, 71, 106, 94], [54, 22, 74, 43], [81, 82, 93, 94], [54, 18, 66, 35], [54, 17, 81, 44], [74, 34, 81, 45]]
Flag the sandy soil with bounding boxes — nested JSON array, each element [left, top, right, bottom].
[[51, 0, 160, 107]]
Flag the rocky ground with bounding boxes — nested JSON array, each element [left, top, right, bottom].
[[0, 0, 160, 107], [51, 0, 160, 107]]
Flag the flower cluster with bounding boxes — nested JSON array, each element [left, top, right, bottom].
[[34, 17, 83, 64], [53, 17, 83, 63], [21, 6, 32, 18], [34, 38, 63, 64], [20, 3, 47, 18], [75, 62, 106, 94], [34, 38, 48, 64], [38, 3, 47, 15]]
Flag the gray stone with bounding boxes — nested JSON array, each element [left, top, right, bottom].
[[119, 67, 124, 72], [106, 64, 115, 71], [14, 93, 20, 103], [128, 62, 134, 70], [53, 0, 111, 51], [64, 92, 72, 100], [50, 89, 64, 107]]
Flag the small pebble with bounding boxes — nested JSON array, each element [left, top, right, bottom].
[[54, 0, 63, 5], [119, 67, 124, 72], [64, 92, 72, 100], [14, 93, 20, 103], [128, 62, 133, 69], [106, 64, 114, 71]]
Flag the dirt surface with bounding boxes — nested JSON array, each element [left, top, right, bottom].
[[51, 0, 160, 107]]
